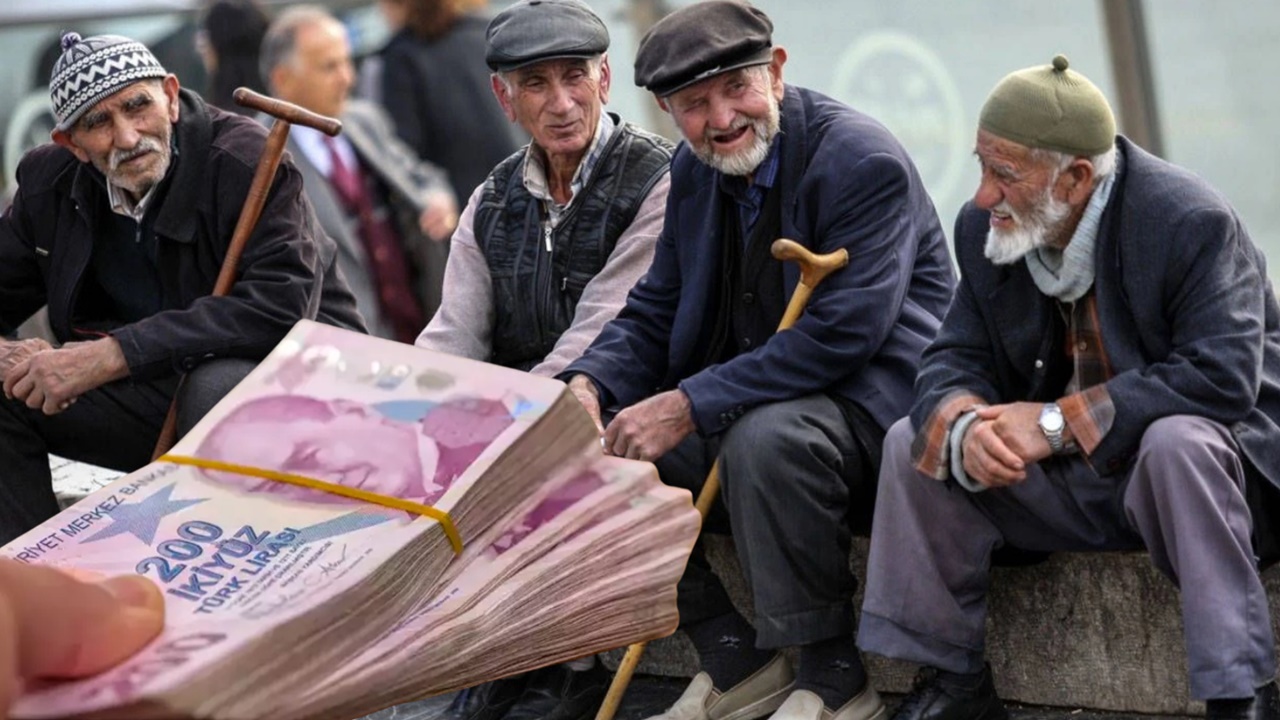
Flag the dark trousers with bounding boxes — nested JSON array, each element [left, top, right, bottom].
[[652, 394, 880, 649], [0, 358, 256, 545], [859, 415, 1276, 700]]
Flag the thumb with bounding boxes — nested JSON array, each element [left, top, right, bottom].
[[974, 404, 1004, 419], [0, 562, 164, 682]]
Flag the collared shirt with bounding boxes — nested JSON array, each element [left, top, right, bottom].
[[107, 137, 179, 221], [717, 133, 782, 243], [522, 112, 615, 227], [293, 124, 359, 178]]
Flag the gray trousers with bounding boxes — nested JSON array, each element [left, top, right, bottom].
[[653, 394, 879, 648], [0, 358, 256, 545], [858, 415, 1276, 700]]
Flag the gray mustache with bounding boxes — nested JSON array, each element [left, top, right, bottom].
[[109, 138, 163, 170]]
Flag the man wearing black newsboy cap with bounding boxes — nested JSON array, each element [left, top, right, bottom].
[[562, 2, 955, 719], [414, 2, 674, 718]]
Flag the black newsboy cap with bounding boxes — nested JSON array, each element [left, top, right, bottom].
[[634, 0, 774, 97], [485, 0, 610, 73]]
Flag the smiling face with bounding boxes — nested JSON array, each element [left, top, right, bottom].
[[661, 49, 786, 178], [492, 56, 610, 167], [52, 76, 181, 199], [972, 128, 1090, 265]]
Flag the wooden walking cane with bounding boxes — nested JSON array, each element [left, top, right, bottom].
[[149, 88, 342, 460], [594, 238, 850, 720]]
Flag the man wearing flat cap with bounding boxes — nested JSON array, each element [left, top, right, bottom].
[[414, 0, 672, 718], [0, 33, 363, 546], [858, 56, 1280, 720], [563, 2, 954, 719]]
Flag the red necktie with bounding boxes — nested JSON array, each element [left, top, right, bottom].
[[322, 136, 425, 343]]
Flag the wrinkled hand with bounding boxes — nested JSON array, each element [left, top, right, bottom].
[[961, 419, 1027, 488], [604, 389, 695, 462], [3, 338, 128, 415], [566, 374, 606, 437], [0, 560, 165, 715], [418, 192, 459, 242], [976, 403, 1053, 464], [0, 339, 52, 376]]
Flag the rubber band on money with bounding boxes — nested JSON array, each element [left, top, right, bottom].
[[157, 454, 463, 554]]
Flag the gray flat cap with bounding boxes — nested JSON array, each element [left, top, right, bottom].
[[485, 0, 609, 73], [634, 0, 773, 97]]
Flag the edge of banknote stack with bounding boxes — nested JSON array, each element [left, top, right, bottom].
[[2, 320, 700, 720]]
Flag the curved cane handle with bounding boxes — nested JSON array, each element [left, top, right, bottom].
[[233, 87, 343, 136], [771, 238, 850, 289]]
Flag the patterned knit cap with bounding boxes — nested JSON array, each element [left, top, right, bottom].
[[50, 32, 168, 131]]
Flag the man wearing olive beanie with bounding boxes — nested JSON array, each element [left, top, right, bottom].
[[859, 55, 1280, 720]]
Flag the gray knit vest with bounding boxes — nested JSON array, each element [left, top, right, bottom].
[[474, 121, 673, 371]]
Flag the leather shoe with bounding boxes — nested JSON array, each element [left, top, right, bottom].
[[503, 661, 610, 720], [451, 674, 530, 720], [644, 654, 795, 720], [1207, 680, 1280, 720], [768, 686, 886, 720], [889, 665, 1006, 720]]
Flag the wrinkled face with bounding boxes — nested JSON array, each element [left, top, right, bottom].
[[972, 129, 1075, 265], [663, 53, 785, 177], [54, 77, 180, 198], [271, 18, 354, 119], [197, 395, 428, 503], [493, 56, 610, 165]]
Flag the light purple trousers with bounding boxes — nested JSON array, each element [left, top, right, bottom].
[[858, 415, 1276, 700]]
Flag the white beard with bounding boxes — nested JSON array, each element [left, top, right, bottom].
[[693, 94, 781, 177], [983, 188, 1073, 266]]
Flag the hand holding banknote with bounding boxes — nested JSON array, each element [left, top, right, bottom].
[[0, 560, 163, 718]]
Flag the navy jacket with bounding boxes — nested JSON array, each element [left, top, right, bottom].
[[913, 136, 1280, 491], [566, 85, 955, 435]]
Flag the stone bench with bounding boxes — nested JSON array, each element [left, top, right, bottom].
[[606, 536, 1280, 715]]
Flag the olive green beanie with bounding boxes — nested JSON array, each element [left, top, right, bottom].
[[979, 54, 1116, 156]]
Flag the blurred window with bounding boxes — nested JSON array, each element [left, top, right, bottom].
[[1145, 1, 1280, 276]]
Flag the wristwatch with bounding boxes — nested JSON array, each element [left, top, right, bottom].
[[1038, 403, 1066, 454]]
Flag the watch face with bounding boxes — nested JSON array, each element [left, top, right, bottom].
[[1040, 407, 1065, 433]]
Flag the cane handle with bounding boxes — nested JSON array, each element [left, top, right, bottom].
[[233, 87, 343, 136], [770, 239, 849, 290]]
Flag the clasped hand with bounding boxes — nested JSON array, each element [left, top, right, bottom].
[[1, 338, 128, 415], [566, 376, 695, 462], [961, 402, 1054, 488]]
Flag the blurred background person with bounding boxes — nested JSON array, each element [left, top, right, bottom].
[[263, 5, 459, 341], [197, 0, 270, 115], [368, 0, 524, 210]]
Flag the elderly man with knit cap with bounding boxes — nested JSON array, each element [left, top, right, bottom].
[[0, 33, 363, 546], [563, 2, 954, 719], [858, 55, 1280, 720]]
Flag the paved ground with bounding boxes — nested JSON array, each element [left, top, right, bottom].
[[358, 675, 1199, 720]]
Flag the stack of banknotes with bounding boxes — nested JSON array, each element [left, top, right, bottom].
[[3, 321, 699, 720]]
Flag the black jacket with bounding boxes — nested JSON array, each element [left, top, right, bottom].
[[378, 15, 524, 208], [0, 89, 365, 380]]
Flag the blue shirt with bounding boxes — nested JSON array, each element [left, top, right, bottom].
[[717, 133, 783, 245]]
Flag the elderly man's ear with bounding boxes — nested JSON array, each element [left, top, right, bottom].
[[1058, 158, 1098, 206]]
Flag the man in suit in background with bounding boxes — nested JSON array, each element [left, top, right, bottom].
[[262, 5, 458, 341]]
